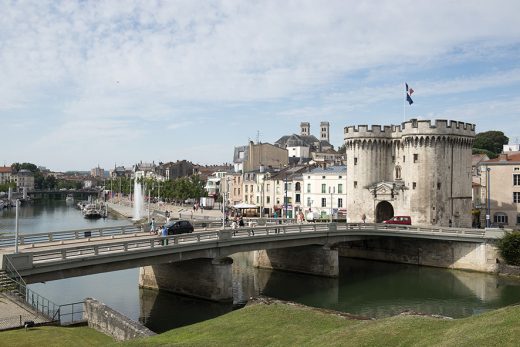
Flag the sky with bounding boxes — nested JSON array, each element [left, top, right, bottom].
[[1, 1, 520, 172]]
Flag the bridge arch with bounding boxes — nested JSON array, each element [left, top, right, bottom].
[[376, 200, 394, 223]]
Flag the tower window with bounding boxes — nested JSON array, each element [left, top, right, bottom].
[[437, 182, 441, 190], [392, 155, 395, 162], [354, 181, 358, 188], [412, 182, 416, 189], [354, 157, 358, 165], [403, 156, 406, 163], [413, 154, 419, 163]]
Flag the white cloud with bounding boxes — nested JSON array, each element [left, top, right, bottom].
[[2, 1, 520, 170]]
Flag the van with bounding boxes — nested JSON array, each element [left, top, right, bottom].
[[383, 216, 412, 225]]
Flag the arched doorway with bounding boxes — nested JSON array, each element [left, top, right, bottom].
[[376, 201, 394, 223]]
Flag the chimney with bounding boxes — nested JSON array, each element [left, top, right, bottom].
[[499, 153, 509, 162]]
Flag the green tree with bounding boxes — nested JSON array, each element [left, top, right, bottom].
[[473, 131, 509, 157], [498, 231, 520, 266]]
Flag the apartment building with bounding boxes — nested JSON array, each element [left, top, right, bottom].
[[480, 152, 520, 227]]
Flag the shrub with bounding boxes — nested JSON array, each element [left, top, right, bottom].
[[498, 231, 520, 266]]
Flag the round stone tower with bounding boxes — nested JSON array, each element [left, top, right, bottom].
[[344, 119, 475, 227]]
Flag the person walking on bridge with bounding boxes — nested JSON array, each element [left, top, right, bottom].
[[161, 225, 168, 246]]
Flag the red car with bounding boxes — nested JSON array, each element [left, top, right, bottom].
[[383, 216, 412, 225]]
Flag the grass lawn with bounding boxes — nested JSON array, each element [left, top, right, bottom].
[[123, 301, 520, 347], [0, 325, 114, 347], [2, 301, 520, 346]]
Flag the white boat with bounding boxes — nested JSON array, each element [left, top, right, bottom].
[[65, 194, 74, 203]]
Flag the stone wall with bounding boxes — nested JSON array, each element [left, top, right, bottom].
[[337, 237, 500, 273], [83, 298, 156, 341], [139, 257, 233, 302], [253, 246, 339, 277]]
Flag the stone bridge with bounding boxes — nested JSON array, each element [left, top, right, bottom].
[[0, 223, 504, 302]]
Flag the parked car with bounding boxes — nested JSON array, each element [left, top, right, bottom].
[[383, 216, 412, 225], [165, 220, 194, 235]]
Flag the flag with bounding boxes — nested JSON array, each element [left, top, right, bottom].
[[406, 83, 414, 105]]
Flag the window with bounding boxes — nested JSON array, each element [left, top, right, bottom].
[[354, 157, 358, 165], [514, 192, 520, 203], [322, 176, 326, 179], [307, 183, 311, 193], [321, 198, 326, 207], [517, 214, 520, 225], [338, 184, 343, 194], [266, 196, 270, 204], [295, 182, 301, 191], [494, 213, 508, 224], [307, 197, 311, 207], [338, 198, 343, 208], [245, 185, 248, 193], [267, 184, 270, 192], [354, 181, 358, 188], [321, 184, 326, 193], [413, 182, 416, 189], [395, 166, 401, 180], [339, 176, 342, 179], [296, 194, 300, 203], [256, 196, 259, 203], [392, 155, 395, 162], [403, 155, 406, 162], [413, 154, 418, 163], [250, 185, 253, 192], [437, 182, 441, 190], [238, 188, 241, 195], [514, 174, 520, 186]]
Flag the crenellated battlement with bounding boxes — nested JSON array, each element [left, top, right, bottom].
[[344, 118, 475, 140]]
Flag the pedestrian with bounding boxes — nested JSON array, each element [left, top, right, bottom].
[[150, 218, 156, 234], [239, 216, 244, 227], [361, 213, 366, 224], [161, 225, 168, 246], [231, 220, 238, 235]]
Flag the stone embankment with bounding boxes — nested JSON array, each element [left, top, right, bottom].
[[83, 298, 155, 341]]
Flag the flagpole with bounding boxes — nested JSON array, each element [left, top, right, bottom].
[[403, 82, 406, 122]]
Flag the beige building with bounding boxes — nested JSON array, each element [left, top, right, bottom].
[[344, 119, 475, 227], [480, 152, 520, 227], [233, 142, 288, 173], [14, 169, 35, 191]]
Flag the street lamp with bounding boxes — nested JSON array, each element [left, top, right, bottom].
[[486, 166, 491, 228], [284, 175, 288, 219]]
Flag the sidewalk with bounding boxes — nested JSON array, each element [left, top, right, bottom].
[[0, 294, 49, 330], [107, 200, 224, 220]]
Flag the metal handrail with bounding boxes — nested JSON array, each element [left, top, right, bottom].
[[2, 256, 60, 322]]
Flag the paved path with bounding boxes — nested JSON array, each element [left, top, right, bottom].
[[107, 200, 223, 220], [0, 294, 49, 330]]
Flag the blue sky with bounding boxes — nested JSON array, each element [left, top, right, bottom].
[[1, 1, 520, 172]]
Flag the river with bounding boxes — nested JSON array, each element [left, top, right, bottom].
[[2, 200, 520, 333]]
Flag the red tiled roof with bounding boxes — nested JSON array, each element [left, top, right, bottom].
[[485, 152, 520, 163], [0, 166, 12, 173]]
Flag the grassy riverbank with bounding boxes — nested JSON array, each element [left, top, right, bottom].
[[3, 300, 520, 346]]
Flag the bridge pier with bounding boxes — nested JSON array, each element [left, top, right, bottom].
[[138, 257, 233, 302], [253, 245, 339, 277]]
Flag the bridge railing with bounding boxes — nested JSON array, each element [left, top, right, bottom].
[[1, 222, 489, 252], [2, 222, 496, 270], [338, 223, 486, 236], [0, 225, 142, 248]]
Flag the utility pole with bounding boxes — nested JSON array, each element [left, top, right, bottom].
[[329, 186, 335, 222], [486, 166, 491, 228], [284, 175, 288, 219]]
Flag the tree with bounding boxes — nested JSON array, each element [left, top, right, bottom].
[[473, 131, 509, 156], [337, 144, 346, 154]]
